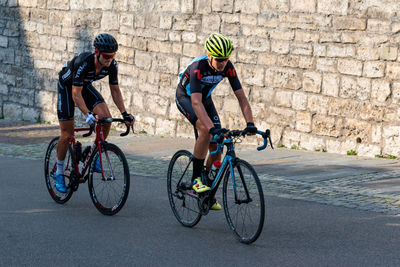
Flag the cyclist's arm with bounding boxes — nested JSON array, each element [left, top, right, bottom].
[[191, 92, 214, 130], [109, 84, 128, 114], [72, 85, 90, 115], [234, 88, 254, 123]]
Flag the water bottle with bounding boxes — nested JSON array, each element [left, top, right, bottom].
[[75, 141, 82, 162], [210, 160, 222, 181], [81, 146, 91, 162]]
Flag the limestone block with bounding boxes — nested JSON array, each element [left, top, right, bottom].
[[223, 97, 240, 114], [47, 0, 69, 10], [292, 91, 307, 110], [291, 43, 313, 56], [31, 9, 49, 23], [245, 37, 269, 52], [18, 0, 37, 7], [135, 51, 152, 70], [271, 40, 290, 54], [156, 0, 180, 12], [296, 111, 312, 132], [340, 76, 370, 101], [101, 12, 119, 31], [318, 0, 348, 15], [312, 115, 342, 137], [240, 14, 257, 26], [22, 107, 41, 121], [155, 118, 176, 136], [356, 46, 379, 61], [322, 73, 339, 97], [3, 103, 23, 119], [367, 19, 391, 34], [379, 47, 397, 61], [257, 15, 279, 28], [181, 0, 194, 13], [36, 90, 55, 108], [358, 102, 385, 121], [337, 58, 363, 76], [152, 54, 179, 74], [182, 32, 197, 43], [239, 64, 265, 87], [363, 61, 385, 78], [274, 90, 292, 108], [268, 107, 296, 127], [386, 62, 400, 80], [357, 144, 381, 157], [320, 32, 341, 43], [316, 58, 335, 72], [327, 45, 355, 58], [371, 79, 391, 102], [371, 124, 382, 143], [195, 0, 212, 14], [242, 26, 269, 37], [269, 29, 295, 41], [281, 128, 301, 147], [333, 17, 366, 30], [202, 15, 221, 33], [277, 55, 299, 68], [0, 83, 8, 95], [302, 71, 321, 93], [212, 0, 234, 12], [235, 0, 260, 13], [261, 0, 289, 12], [313, 44, 326, 56], [290, 0, 315, 13], [70, 0, 84, 9], [258, 53, 277, 65], [182, 43, 203, 57], [382, 125, 400, 156], [265, 67, 302, 90], [342, 118, 371, 142], [0, 36, 7, 48], [326, 139, 356, 155], [392, 82, 400, 104], [238, 51, 258, 64], [295, 30, 319, 43], [307, 95, 328, 115]]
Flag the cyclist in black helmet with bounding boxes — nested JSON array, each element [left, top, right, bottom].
[[54, 33, 135, 193]]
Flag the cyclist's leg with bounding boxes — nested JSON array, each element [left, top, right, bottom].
[[82, 84, 111, 139], [203, 97, 222, 169], [56, 81, 75, 192], [176, 95, 210, 192]]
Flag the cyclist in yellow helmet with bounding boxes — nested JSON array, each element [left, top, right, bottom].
[[176, 33, 257, 210]]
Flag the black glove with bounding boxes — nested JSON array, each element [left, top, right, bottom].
[[243, 122, 257, 135], [122, 112, 134, 123], [209, 127, 228, 136]]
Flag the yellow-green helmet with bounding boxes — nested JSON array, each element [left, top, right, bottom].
[[204, 33, 233, 59]]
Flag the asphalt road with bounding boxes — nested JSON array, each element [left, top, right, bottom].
[[1, 156, 400, 266]]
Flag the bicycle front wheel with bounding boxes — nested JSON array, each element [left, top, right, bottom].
[[88, 143, 130, 216], [223, 159, 265, 244], [167, 150, 202, 227], [44, 137, 74, 204]]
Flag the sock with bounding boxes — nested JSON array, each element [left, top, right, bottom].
[[192, 157, 205, 183], [56, 159, 64, 176]]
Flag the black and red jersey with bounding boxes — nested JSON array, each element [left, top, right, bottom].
[[177, 56, 242, 99]]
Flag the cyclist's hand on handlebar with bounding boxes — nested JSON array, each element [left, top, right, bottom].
[[209, 127, 229, 140], [85, 112, 97, 125], [121, 111, 135, 126], [243, 122, 257, 136]]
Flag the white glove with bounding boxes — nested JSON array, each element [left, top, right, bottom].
[[85, 112, 96, 125]]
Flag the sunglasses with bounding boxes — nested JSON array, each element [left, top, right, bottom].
[[214, 57, 229, 62], [100, 52, 116, 60]]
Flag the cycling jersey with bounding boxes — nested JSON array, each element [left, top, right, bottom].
[[176, 56, 242, 99], [59, 52, 118, 86], [57, 52, 118, 121]]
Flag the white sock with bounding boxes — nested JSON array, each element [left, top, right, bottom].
[[56, 159, 64, 175]]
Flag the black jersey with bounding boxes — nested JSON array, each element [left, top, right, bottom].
[[58, 52, 118, 87], [177, 56, 242, 99]]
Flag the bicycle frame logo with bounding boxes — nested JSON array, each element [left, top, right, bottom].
[[82, 143, 97, 171]]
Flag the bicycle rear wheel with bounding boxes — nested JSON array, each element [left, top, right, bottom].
[[44, 137, 74, 204], [88, 142, 130, 216], [167, 150, 202, 227], [223, 159, 265, 244]]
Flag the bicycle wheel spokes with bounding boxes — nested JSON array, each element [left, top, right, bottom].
[[44, 137, 74, 204], [167, 150, 201, 227], [223, 159, 265, 244], [89, 143, 130, 216]]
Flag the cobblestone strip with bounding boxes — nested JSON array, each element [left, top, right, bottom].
[[0, 142, 399, 215]]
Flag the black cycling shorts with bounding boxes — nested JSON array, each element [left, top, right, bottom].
[[57, 81, 105, 121], [176, 94, 221, 138]]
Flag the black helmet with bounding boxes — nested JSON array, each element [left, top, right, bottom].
[[93, 33, 118, 53]]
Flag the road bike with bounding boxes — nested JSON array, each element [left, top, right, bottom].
[[167, 129, 273, 244], [44, 118, 132, 216]]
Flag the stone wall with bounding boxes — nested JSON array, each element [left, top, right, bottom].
[[1, 0, 400, 157]]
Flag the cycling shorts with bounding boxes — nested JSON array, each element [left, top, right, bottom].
[[57, 81, 105, 121], [176, 93, 221, 138]]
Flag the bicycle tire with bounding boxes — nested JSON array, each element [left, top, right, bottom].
[[167, 150, 202, 227], [222, 159, 265, 244], [88, 142, 130, 216], [44, 137, 74, 204]]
